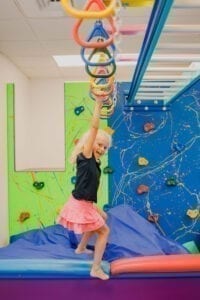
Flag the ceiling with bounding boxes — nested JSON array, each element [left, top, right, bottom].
[[0, 0, 200, 100]]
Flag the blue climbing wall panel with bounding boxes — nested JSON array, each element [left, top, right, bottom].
[[108, 79, 200, 247]]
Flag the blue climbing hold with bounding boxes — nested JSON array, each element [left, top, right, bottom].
[[173, 142, 185, 153]]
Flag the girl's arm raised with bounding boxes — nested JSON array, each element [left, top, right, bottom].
[[82, 99, 103, 158]]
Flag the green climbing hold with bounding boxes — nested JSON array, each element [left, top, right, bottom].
[[33, 181, 45, 190], [74, 106, 85, 116], [71, 176, 77, 184], [103, 166, 114, 174], [165, 177, 178, 186]]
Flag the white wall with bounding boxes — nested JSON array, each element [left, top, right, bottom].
[[0, 54, 65, 246], [27, 79, 65, 171], [0, 79, 8, 247], [15, 78, 65, 171]]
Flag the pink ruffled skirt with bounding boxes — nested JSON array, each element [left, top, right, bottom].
[[57, 195, 105, 234]]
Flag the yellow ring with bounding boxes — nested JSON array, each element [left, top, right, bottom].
[[90, 76, 115, 89], [103, 0, 153, 7]]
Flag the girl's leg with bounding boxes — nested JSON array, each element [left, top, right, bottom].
[[90, 224, 110, 280], [75, 231, 94, 254]]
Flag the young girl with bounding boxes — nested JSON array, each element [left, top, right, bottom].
[[57, 99, 112, 280]]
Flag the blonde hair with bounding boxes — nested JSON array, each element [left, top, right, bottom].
[[70, 129, 112, 164]]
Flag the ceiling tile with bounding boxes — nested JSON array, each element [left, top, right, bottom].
[[0, 20, 37, 40], [0, 40, 46, 56], [0, 0, 22, 19], [28, 19, 74, 40], [40, 40, 80, 55]]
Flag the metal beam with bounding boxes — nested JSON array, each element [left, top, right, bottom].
[[126, 0, 174, 104]]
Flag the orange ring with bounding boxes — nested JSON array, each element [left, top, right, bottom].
[[60, 0, 116, 19], [73, 17, 116, 48]]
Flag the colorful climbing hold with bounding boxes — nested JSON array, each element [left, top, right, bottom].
[[182, 241, 200, 253], [165, 177, 178, 186], [103, 204, 112, 212], [148, 213, 159, 223], [71, 176, 77, 184], [74, 138, 79, 145], [138, 157, 149, 166], [186, 209, 199, 219], [137, 184, 149, 194], [18, 212, 30, 223], [74, 106, 85, 116], [33, 181, 45, 190], [103, 126, 115, 135], [103, 166, 114, 174], [143, 122, 155, 132], [173, 142, 185, 153]]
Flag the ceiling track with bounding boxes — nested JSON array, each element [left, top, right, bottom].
[[124, 0, 200, 107]]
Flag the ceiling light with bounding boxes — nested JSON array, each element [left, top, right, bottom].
[[53, 54, 138, 67]]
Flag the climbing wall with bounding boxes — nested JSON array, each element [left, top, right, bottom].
[[7, 82, 109, 236], [7, 80, 199, 251], [108, 80, 200, 248]]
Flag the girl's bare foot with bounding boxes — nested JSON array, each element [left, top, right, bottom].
[[75, 248, 93, 254], [90, 267, 109, 280]]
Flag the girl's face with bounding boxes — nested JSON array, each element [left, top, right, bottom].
[[93, 135, 109, 161]]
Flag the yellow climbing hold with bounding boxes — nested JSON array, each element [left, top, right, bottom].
[[138, 157, 149, 166], [186, 209, 199, 219], [56, 206, 63, 215], [103, 126, 115, 135]]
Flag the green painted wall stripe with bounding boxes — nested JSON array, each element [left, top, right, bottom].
[[7, 82, 109, 236]]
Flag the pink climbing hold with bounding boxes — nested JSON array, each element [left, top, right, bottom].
[[137, 184, 149, 194], [143, 122, 155, 132]]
